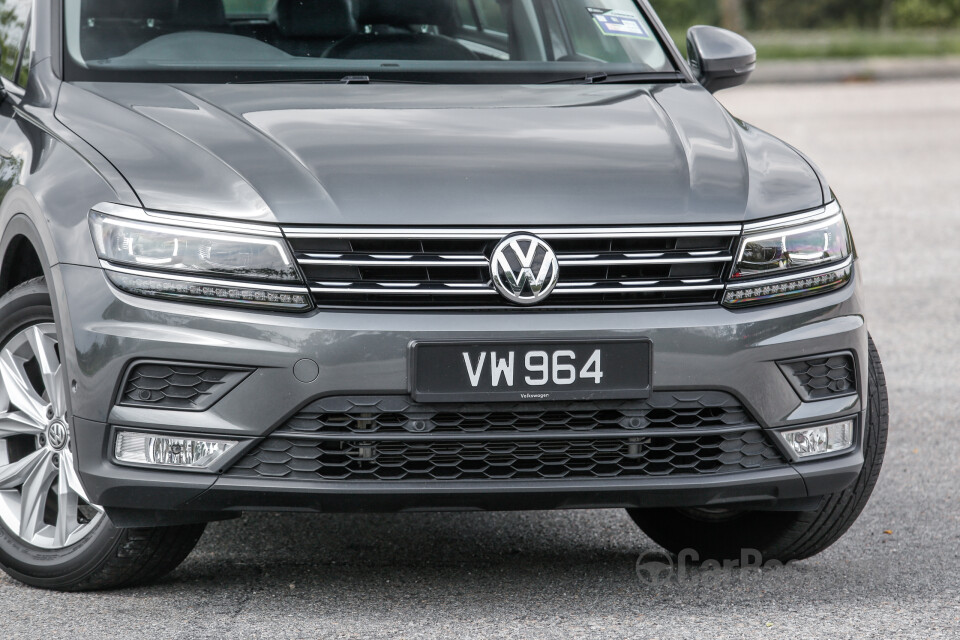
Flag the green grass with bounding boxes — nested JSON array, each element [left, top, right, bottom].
[[669, 29, 960, 59]]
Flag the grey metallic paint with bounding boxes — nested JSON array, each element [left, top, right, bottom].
[[54, 82, 825, 227], [0, 0, 865, 519]]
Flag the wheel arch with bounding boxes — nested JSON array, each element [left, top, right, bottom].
[[0, 195, 60, 297], [0, 231, 45, 298], [0, 201, 78, 406]]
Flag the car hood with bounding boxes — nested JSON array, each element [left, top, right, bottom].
[[56, 81, 825, 226]]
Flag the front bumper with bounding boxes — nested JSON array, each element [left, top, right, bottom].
[[55, 262, 869, 523]]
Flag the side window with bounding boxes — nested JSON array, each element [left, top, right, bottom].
[[475, 0, 508, 34], [0, 0, 31, 83], [456, 0, 478, 29]]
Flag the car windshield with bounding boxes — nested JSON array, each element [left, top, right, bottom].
[[62, 0, 678, 83]]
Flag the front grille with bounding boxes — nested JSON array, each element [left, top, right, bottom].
[[119, 363, 252, 411], [226, 393, 787, 482], [779, 353, 857, 401], [282, 225, 740, 309], [282, 393, 752, 434]]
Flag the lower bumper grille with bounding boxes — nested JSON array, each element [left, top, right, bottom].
[[226, 394, 787, 482], [779, 353, 857, 401], [119, 362, 251, 411]]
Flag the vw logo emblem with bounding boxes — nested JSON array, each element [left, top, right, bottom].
[[490, 233, 560, 305], [47, 421, 68, 451]]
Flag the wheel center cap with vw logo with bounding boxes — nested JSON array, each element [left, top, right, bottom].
[[490, 233, 560, 305], [47, 421, 68, 451]]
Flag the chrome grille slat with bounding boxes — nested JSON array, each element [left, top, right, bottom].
[[306, 282, 726, 295], [308, 285, 498, 295], [561, 255, 733, 266], [286, 225, 740, 309], [294, 251, 733, 268], [297, 256, 490, 267], [283, 225, 743, 239]]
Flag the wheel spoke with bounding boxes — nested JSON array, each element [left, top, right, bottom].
[[0, 410, 43, 437], [0, 448, 45, 490], [55, 465, 80, 547], [0, 349, 49, 427], [19, 450, 56, 541], [25, 327, 65, 418], [0, 324, 103, 549], [60, 450, 92, 504]]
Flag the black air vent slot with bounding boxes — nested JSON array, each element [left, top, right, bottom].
[[119, 362, 252, 411]]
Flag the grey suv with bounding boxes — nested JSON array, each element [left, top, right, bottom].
[[0, 0, 887, 591]]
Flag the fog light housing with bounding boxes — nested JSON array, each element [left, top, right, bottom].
[[778, 420, 855, 459], [115, 431, 237, 469]]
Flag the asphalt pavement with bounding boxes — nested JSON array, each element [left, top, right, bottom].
[[2, 79, 959, 639]]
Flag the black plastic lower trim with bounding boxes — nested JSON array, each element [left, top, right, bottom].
[[73, 417, 864, 525], [104, 508, 240, 528]]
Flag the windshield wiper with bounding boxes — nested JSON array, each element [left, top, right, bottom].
[[230, 72, 683, 86], [230, 75, 428, 85], [540, 71, 685, 85]]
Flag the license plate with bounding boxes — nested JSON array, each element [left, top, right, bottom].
[[411, 340, 652, 402]]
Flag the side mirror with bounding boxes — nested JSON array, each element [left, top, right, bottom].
[[686, 25, 756, 93]]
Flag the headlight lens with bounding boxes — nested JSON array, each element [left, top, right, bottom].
[[90, 208, 312, 311], [724, 204, 854, 308], [732, 211, 851, 279], [90, 211, 300, 282]]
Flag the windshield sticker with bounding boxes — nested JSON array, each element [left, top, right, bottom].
[[587, 8, 652, 39]]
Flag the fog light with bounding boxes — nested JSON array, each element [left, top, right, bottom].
[[779, 420, 854, 459], [115, 431, 237, 469]]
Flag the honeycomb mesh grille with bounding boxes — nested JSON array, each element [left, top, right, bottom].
[[226, 393, 787, 482], [282, 392, 752, 435], [120, 363, 251, 411], [779, 354, 857, 401]]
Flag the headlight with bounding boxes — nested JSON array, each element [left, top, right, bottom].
[[724, 203, 854, 308], [90, 206, 312, 311], [732, 205, 851, 279], [90, 211, 299, 282]]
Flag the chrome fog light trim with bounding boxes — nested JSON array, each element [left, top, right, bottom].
[[777, 419, 855, 460], [114, 431, 238, 470]]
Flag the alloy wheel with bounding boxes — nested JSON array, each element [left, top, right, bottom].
[[0, 323, 102, 549]]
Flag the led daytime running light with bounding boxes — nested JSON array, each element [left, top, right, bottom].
[[106, 270, 312, 311], [723, 262, 851, 308]]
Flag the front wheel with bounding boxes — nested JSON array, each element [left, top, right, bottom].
[[627, 336, 889, 563], [0, 277, 205, 590]]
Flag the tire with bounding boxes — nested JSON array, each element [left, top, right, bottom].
[[0, 277, 205, 591], [627, 335, 889, 563]]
